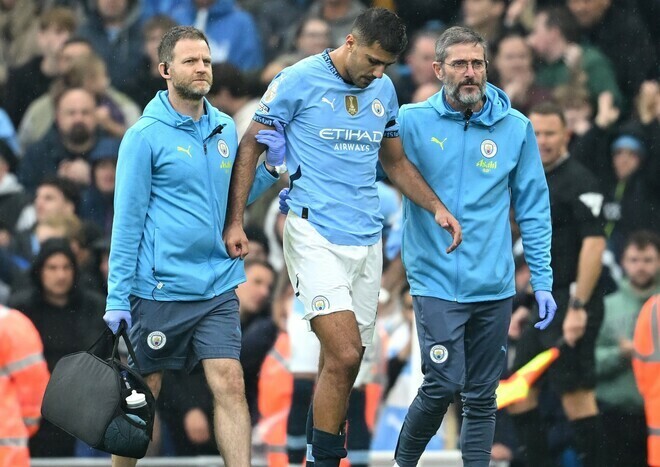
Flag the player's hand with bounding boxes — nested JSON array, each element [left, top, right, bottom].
[[223, 222, 249, 259], [103, 310, 132, 334], [534, 290, 556, 330], [278, 187, 290, 215], [256, 120, 286, 167], [434, 208, 462, 253], [563, 307, 587, 347]]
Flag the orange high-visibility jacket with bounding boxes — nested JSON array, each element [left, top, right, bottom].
[[257, 331, 292, 467], [0, 306, 50, 467], [632, 295, 660, 466]]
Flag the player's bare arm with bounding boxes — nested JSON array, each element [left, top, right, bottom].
[[224, 120, 271, 259], [379, 136, 462, 253]]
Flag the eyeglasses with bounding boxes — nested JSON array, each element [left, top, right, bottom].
[[442, 60, 488, 72]]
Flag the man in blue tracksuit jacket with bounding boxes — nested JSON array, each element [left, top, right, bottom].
[[393, 27, 557, 467], [102, 27, 283, 467]]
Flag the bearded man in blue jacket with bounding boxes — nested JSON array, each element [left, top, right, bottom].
[[393, 27, 557, 467], [102, 26, 284, 467]]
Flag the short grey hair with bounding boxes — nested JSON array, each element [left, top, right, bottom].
[[435, 26, 488, 63]]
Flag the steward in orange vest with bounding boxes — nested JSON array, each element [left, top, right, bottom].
[[632, 294, 660, 466], [257, 331, 292, 467], [0, 306, 50, 467]]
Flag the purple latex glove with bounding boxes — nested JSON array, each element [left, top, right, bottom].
[[534, 290, 557, 330], [256, 120, 286, 167], [103, 310, 132, 334], [278, 187, 290, 215]]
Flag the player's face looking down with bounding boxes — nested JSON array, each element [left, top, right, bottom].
[[345, 35, 397, 88]]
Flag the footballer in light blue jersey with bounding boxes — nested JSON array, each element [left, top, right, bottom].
[[253, 49, 400, 246]]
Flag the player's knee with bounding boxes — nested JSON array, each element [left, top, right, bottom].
[[326, 346, 362, 378]]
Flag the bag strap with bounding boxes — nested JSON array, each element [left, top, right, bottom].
[[111, 321, 143, 374]]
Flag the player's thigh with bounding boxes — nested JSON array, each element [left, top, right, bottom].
[[311, 311, 363, 365]]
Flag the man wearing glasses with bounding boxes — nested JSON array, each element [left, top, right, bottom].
[[392, 27, 557, 467]]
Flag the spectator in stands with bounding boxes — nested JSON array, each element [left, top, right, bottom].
[[207, 63, 261, 140], [0, 0, 42, 87], [306, 0, 366, 48], [596, 230, 659, 467], [391, 29, 440, 105], [122, 14, 176, 110], [0, 106, 19, 155], [527, 6, 622, 108], [20, 54, 141, 148], [143, 0, 264, 70], [77, 0, 144, 93], [567, 0, 657, 101], [239, 259, 278, 425], [0, 140, 28, 236], [3, 7, 77, 127], [248, 0, 304, 62], [491, 30, 552, 116], [602, 134, 659, 260], [10, 177, 79, 268], [79, 141, 119, 235], [8, 238, 106, 458], [17, 38, 96, 152], [18, 87, 121, 193], [460, 0, 506, 49], [293, 17, 331, 57]]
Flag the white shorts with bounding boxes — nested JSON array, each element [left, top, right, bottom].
[[283, 212, 383, 346]]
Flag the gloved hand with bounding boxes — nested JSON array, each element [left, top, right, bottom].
[[278, 187, 291, 215], [103, 310, 132, 334], [534, 290, 557, 330], [256, 120, 286, 167]]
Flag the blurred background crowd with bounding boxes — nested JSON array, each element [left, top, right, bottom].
[[0, 0, 658, 465]]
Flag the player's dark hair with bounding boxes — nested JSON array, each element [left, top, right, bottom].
[[158, 26, 209, 65], [351, 8, 407, 56]]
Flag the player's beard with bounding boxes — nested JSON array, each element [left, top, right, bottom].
[[444, 75, 486, 106]]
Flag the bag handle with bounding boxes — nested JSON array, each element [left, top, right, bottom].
[[112, 321, 143, 374]]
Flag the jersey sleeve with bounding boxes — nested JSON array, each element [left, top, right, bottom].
[[253, 68, 303, 127], [571, 173, 606, 239], [383, 79, 400, 138]]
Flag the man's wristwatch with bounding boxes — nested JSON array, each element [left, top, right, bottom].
[[264, 162, 278, 177], [568, 297, 585, 309]]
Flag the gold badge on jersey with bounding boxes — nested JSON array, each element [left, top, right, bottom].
[[345, 95, 358, 116]]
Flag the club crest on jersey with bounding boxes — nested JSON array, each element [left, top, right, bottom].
[[372, 99, 384, 117], [312, 295, 330, 312], [147, 331, 166, 350], [263, 80, 279, 103], [430, 344, 448, 364], [217, 139, 230, 158], [345, 95, 358, 116], [480, 139, 498, 158]]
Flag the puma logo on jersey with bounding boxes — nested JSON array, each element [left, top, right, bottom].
[[177, 145, 192, 158], [431, 136, 447, 150], [321, 97, 336, 111]]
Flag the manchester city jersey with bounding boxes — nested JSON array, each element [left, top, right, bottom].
[[254, 49, 400, 246]]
